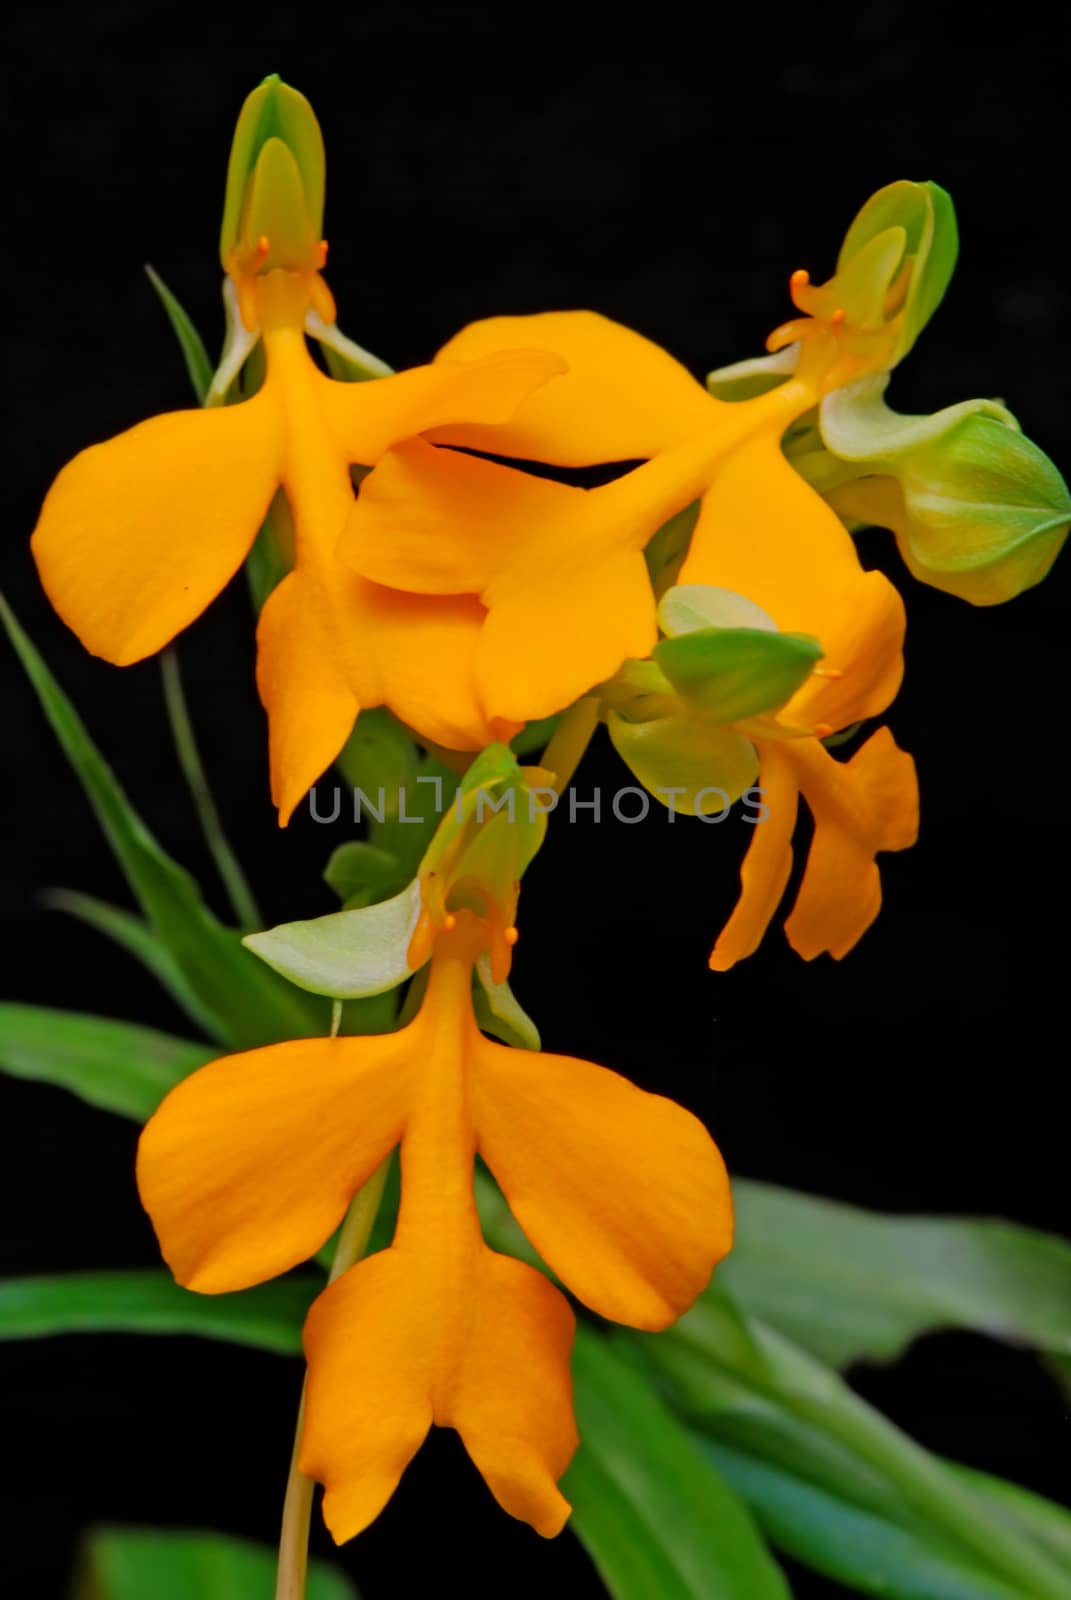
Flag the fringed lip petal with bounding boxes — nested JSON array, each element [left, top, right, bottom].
[[783, 728, 919, 960], [710, 730, 919, 969], [302, 1243, 577, 1543], [430, 310, 716, 464], [31, 393, 282, 665], [136, 1034, 412, 1293], [471, 1034, 732, 1331], [709, 744, 801, 972]]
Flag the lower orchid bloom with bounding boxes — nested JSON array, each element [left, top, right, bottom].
[[29, 77, 563, 824], [135, 749, 732, 1538]]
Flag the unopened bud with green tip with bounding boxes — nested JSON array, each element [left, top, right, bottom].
[[802, 374, 1070, 605], [219, 74, 327, 280], [712, 179, 958, 399], [603, 586, 825, 817]]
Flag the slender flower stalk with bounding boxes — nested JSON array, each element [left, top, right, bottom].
[[275, 1157, 391, 1600], [160, 647, 261, 929]]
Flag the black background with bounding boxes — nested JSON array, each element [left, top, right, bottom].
[[5, 5, 1069, 1596]]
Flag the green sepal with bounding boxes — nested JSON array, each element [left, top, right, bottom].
[[655, 627, 823, 724], [837, 180, 958, 362], [816, 375, 1070, 604], [706, 347, 800, 401], [219, 75, 325, 271], [242, 879, 422, 1000], [608, 711, 759, 816]]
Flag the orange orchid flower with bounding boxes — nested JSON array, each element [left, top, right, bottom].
[[340, 292, 917, 964], [135, 757, 731, 1539], [30, 255, 561, 827]]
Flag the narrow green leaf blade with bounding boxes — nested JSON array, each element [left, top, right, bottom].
[[77, 1524, 357, 1600], [43, 889, 225, 1041], [0, 1003, 215, 1120], [566, 1327, 791, 1600], [144, 266, 214, 403], [0, 1270, 313, 1355], [633, 1292, 1071, 1600], [724, 1179, 1071, 1367], [702, 1437, 1027, 1600], [1, 598, 323, 1049]]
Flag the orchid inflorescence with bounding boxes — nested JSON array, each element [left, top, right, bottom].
[[26, 74, 1068, 1559]]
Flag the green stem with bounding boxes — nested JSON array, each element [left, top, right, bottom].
[[273, 1157, 391, 1600], [160, 648, 261, 929], [542, 696, 601, 795]]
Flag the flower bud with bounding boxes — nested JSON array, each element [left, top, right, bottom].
[[219, 74, 326, 278]]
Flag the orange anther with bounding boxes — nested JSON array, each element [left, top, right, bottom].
[[814, 722, 834, 737], [830, 307, 847, 328], [317, 239, 329, 267], [790, 268, 810, 289], [256, 234, 271, 257], [504, 927, 520, 947], [813, 666, 844, 680], [442, 912, 458, 932]]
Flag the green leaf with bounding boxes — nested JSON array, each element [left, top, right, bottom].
[[144, 266, 213, 403], [76, 1524, 357, 1600], [243, 880, 422, 999], [566, 1326, 791, 1600], [42, 889, 224, 1039], [701, 1438, 1028, 1600], [0, 1271, 313, 1356], [629, 1289, 1071, 1600], [0, 1004, 215, 1121], [722, 1178, 1071, 1369], [323, 841, 409, 907], [655, 626, 823, 723], [1, 597, 323, 1050]]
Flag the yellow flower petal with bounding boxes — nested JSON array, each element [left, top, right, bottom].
[[341, 438, 575, 595], [431, 311, 715, 463], [321, 348, 566, 465], [136, 1035, 411, 1293], [31, 394, 281, 665], [256, 569, 363, 827], [708, 744, 800, 971], [343, 442, 659, 723], [360, 583, 498, 752], [302, 1244, 576, 1542], [682, 434, 906, 729], [472, 1035, 732, 1330], [783, 729, 919, 960]]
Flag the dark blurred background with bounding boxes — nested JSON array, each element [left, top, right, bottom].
[[5, 4, 1069, 1595]]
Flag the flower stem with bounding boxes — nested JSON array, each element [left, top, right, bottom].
[[543, 696, 601, 795], [160, 647, 261, 929], [273, 1156, 391, 1600]]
